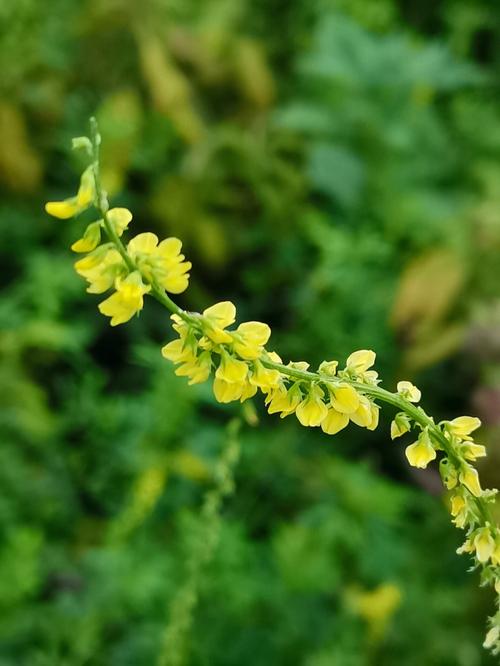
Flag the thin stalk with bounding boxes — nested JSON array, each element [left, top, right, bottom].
[[87, 116, 493, 527]]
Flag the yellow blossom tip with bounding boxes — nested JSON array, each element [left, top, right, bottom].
[[397, 381, 421, 403], [45, 199, 79, 219], [473, 528, 495, 563], [330, 384, 359, 414], [321, 408, 349, 435], [448, 416, 481, 437], [346, 349, 376, 373], [405, 430, 436, 469]]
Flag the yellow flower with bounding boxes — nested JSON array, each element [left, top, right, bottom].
[[175, 351, 212, 385], [266, 384, 302, 418], [459, 465, 482, 497], [447, 416, 481, 439], [128, 232, 158, 256], [239, 381, 258, 402], [127, 233, 191, 294], [461, 442, 487, 461], [266, 351, 282, 364], [397, 381, 421, 403], [473, 527, 495, 563], [318, 360, 338, 376], [154, 237, 192, 293], [249, 360, 281, 391], [74, 247, 125, 293], [349, 394, 371, 427], [405, 430, 436, 468], [450, 493, 468, 528], [71, 221, 102, 253], [170, 314, 190, 338], [203, 301, 236, 344], [483, 626, 500, 650], [45, 166, 95, 219], [231, 321, 271, 360], [161, 337, 196, 364], [213, 377, 256, 403], [288, 361, 310, 371], [296, 384, 328, 427], [346, 349, 376, 374], [492, 541, 500, 566], [368, 402, 380, 431], [349, 395, 379, 430], [107, 207, 132, 237], [330, 383, 360, 414], [215, 351, 248, 384], [456, 538, 474, 555], [390, 412, 411, 439], [450, 493, 466, 517], [321, 408, 349, 435], [98, 271, 151, 326]]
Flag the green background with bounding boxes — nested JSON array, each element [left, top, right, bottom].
[[1, 0, 500, 663]]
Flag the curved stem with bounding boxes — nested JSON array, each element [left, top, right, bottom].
[[87, 116, 494, 532]]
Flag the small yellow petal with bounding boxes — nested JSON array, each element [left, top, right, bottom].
[[318, 360, 338, 376], [296, 385, 328, 427], [161, 338, 194, 363], [76, 166, 95, 207], [98, 271, 150, 326], [266, 385, 301, 417], [71, 221, 102, 253], [215, 353, 248, 384], [296, 395, 328, 427], [349, 394, 373, 428], [330, 384, 360, 414], [161, 273, 190, 294], [459, 465, 482, 497], [346, 349, 376, 373], [390, 413, 411, 439], [108, 208, 132, 236], [128, 232, 159, 256], [483, 626, 500, 650], [473, 528, 495, 563], [450, 494, 466, 517], [397, 381, 421, 403], [249, 360, 281, 391], [233, 321, 271, 360], [321, 408, 349, 435], [462, 442, 487, 461], [157, 237, 183, 258], [203, 301, 236, 328], [448, 416, 481, 437], [405, 431, 436, 469], [367, 403, 379, 431], [213, 378, 244, 403], [45, 198, 80, 219]]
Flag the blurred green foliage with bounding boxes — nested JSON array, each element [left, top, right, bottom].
[[1, 0, 500, 663]]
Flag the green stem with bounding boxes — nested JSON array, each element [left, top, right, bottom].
[[87, 116, 493, 528], [260, 357, 493, 525]]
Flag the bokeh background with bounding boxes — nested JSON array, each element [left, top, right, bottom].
[[2, 0, 500, 664]]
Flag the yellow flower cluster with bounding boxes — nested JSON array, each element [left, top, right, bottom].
[[45, 170, 191, 326], [162, 302, 380, 436], [45, 125, 500, 656]]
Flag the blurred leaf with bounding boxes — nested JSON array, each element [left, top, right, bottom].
[[0, 102, 42, 191], [391, 248, 466, 339]]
